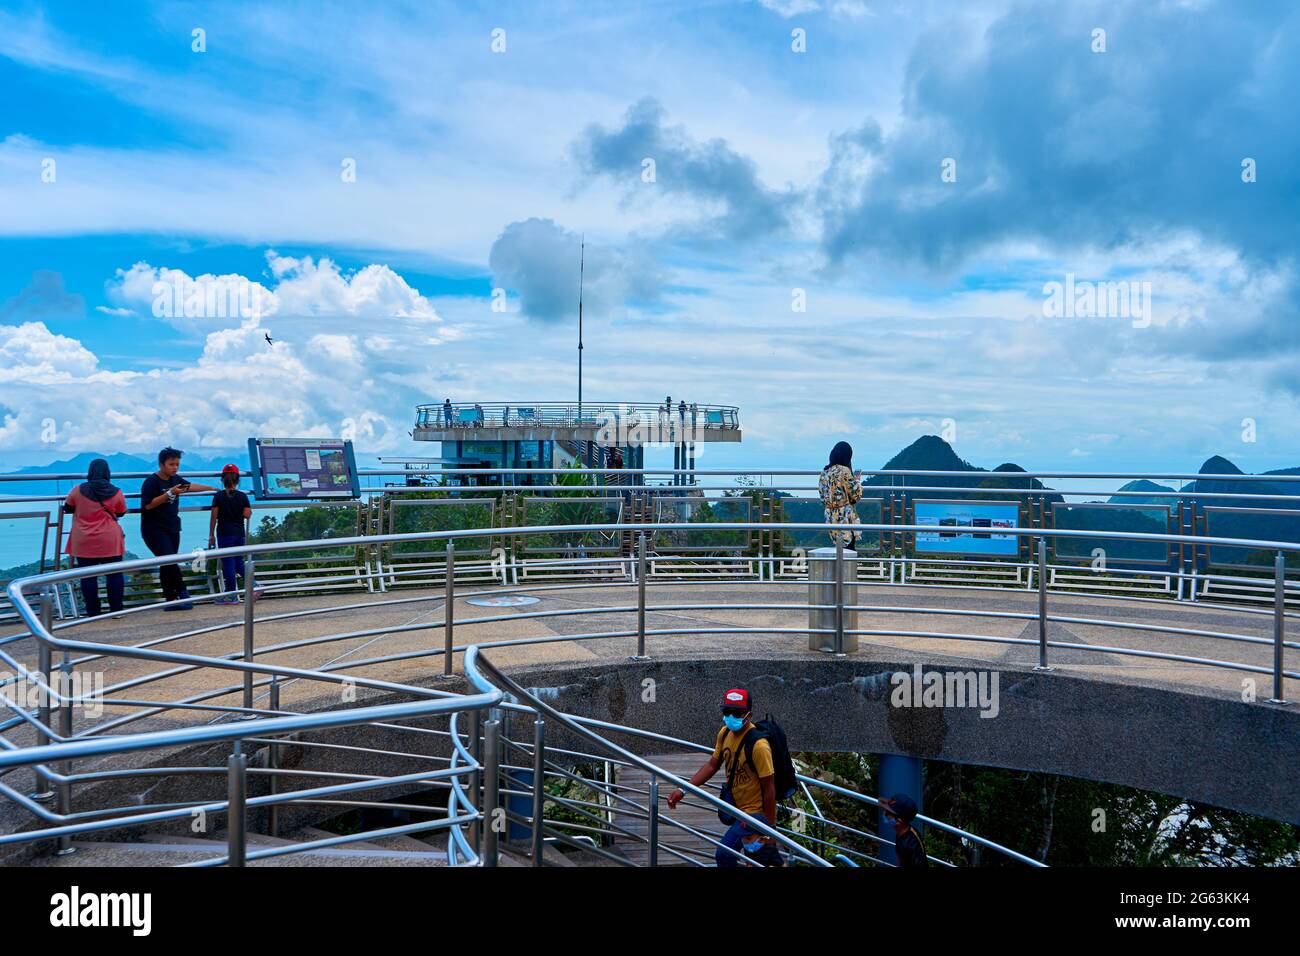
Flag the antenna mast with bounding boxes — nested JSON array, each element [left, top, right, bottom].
[[577, 235, 585, 423]]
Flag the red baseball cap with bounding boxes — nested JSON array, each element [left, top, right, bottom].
[[720, 688, 750, 711], [222, 463, 240, 475]]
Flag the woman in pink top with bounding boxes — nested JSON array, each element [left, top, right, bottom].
[[63, 458, 128, 615]]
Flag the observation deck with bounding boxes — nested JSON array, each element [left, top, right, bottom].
[[412, 401, 742, 443]]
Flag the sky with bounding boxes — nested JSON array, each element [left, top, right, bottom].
[[1, 0, 1298, 477]]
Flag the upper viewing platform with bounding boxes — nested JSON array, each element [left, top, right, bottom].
[[412, 401, 742, 443]]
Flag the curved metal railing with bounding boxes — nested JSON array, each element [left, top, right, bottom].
[[0, 519, 1293, 865]]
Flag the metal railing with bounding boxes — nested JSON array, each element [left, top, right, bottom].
[[413, 402, 741, 430], [0, 518, 1294, 865]]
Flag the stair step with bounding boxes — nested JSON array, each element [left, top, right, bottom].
[[31, 840, 448, 867]]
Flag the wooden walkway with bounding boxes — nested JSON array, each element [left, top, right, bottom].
[[613, 753, 728, 866]]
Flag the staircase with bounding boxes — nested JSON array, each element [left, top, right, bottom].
[[27, 826, 449, 867]]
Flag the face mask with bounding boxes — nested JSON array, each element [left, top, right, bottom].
[[722, 714, 745, 732]]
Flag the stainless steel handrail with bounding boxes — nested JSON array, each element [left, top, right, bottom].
[[0, 518, 1292, 866]]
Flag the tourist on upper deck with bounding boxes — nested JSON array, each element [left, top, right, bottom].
[[443, 398, 453, 427], [63, 458, 128, 616], [819, 441, 863, 549]]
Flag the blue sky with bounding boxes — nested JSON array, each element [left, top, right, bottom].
[[1, 0, 1298, 476]]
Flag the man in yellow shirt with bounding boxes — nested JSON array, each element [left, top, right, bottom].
[[667, 688, 781, 867]]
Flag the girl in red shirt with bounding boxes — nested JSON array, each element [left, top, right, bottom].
[[63, 458, 128, 615]]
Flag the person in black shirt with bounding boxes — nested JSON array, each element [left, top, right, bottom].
[[883, 794, 929, 868], [208, 464, 256, 605], [139, 447, 216, 610]]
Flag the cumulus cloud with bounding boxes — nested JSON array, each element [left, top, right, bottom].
[[488, 218, 664, 323], [816, 2, 1299, 268], [105, 251, 443, 332], [0, 253, 459, 454], [1, 271, 84, 322], [571, 98, 793, 242]]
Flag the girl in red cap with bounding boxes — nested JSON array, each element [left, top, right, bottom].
[[209, 464, 255, 605]]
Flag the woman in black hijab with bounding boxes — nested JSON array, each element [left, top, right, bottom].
[[819, 442, 863, 547], [63, 458, 128, 615]]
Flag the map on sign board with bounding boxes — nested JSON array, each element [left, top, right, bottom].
[[247, 438, 361, 500]]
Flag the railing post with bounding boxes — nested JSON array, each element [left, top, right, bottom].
[[531, 717, 545, 866], [444, 541, 455, 677], [834, 536, 845, 657], [31, 590, 54, 801], [632, 533, 649, 660], [1035, 538, 1052, 671], [54, 649, 75, 855], [648, 778, 660, 867], [603, 759, 615, 842], [468, 707, 482, 851], [227, 743, 247, 867], [1269, 551, 1289, 704], [242, 553, 256, 713], [268, 677, 281, 838], [482, 712, 501, 868]]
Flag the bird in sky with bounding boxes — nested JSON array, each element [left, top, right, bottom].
[[264, 332, 274, 346]]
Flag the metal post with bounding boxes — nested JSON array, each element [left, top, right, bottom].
[[1035, 538, 1052, 671], [242, 553, 256, 712], [268, 677, 280, 837], [227, 744, 247, 867], [834, 536, 845, 657], [31, 591, 54, 800], [443, 541, 455, 677], [55, 650, 74, 855], [603, 759, 615, 842], [468, 708, 482, 851], [633, 533, 649, 660], [531, 717, 545, 866], [482, 714, 501, 868], [1270, 551, 1289, 704], [648, 779, 660, 867]]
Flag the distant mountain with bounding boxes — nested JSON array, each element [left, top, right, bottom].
[[0, 451, 252, 502], [863, 436, 1062, 504], [1108, 479, 1179, 507]]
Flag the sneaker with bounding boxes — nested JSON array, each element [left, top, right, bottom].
[[213, 595, 240, 606], [163, 601, 193, 611]]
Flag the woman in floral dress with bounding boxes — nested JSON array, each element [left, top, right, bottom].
[[819, 441, 863, 548]]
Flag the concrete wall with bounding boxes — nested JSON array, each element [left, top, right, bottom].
[[500, 656, 1300, 824]]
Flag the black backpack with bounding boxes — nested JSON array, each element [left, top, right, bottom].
[[717, 716, 799, 825]]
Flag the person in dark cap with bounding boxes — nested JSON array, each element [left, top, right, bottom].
[[666, 687, 781, 867], [883, 794, 929, 868]]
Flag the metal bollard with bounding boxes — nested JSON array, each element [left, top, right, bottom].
[[1270, 552, 1289, 704], [531, 717, 545, 866], [242, 554, 256, 712], [444, 542, 455, 677], [482, 714, 501, 868], [633, 533, 649, 660], [1035, 539, 1052, 671], [227, 744, 247, 866], [648, 779, 660, 867]]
